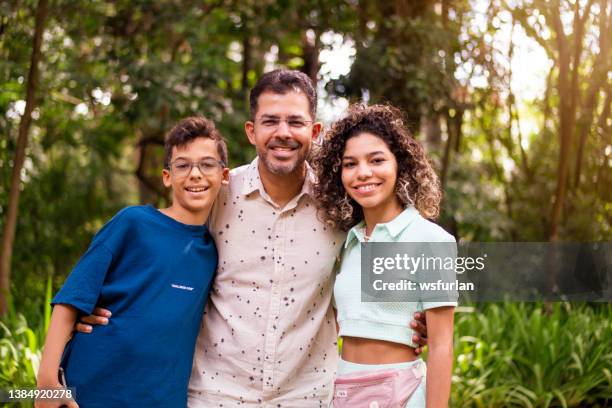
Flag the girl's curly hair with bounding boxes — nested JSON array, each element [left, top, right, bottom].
[[312, 104, 442, 232]]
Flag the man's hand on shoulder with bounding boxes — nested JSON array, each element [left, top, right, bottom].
[[410, 311, 428, 355], [74, 307, 111, 333]]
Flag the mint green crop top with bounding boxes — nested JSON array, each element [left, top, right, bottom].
[[333, 206, 458, 348]]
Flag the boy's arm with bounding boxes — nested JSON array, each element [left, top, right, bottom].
[[36, 304, 80, 407], [37, 304, 77, 386], [424, 306, 455, 408]]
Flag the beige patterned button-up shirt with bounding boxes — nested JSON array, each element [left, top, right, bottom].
[[188, 158, 344, 407]]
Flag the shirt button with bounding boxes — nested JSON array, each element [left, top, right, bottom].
[[369, 401, 379, 408]]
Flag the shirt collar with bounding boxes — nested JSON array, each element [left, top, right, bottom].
[[241, 157, 265, 196], [344, 206, 420, 248], [241, 157, 315, 201], [344, 221, 366, 248]]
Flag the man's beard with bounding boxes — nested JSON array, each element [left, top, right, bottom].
[[258, 138, 309, 175], [258, 147, 307, 175]]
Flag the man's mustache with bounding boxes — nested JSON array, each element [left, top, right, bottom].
[[267, 138, 301, 149]]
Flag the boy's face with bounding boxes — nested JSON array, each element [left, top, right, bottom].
[[162, 137, 229, 218]]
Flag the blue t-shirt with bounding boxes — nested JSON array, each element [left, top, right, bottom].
[[52, 205, 216, 408]]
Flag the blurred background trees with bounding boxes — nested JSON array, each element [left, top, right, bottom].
[[1, 0, 610, 310], [0, 0, 610, 404], [2, 0, 610, 308]]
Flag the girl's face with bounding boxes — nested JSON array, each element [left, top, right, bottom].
[[341, 132, 401, 215]]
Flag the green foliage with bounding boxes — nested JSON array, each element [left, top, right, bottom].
[[0, 278, 52, 390], [451, 303, 612, 407], [330, 1, 466, 133], [0, 312, 39, 388]]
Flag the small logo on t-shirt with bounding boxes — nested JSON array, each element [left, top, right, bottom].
[[171, 283, 194, 291]]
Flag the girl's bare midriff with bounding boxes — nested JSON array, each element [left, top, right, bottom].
[[341, 336, 418, 364]]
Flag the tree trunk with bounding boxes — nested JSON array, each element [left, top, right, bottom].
[[135, 132, 167, 205], [440, 111, 454, 189], [548, 4, 577, 241], [452, 109, 463, 153], [573, 0, 609, 188], [596, 88, 611, 139], [357, 0, 369, 39], [301, 29, 319, 84], [241, 12, 251, 92], [542, 64, 554, 132], [594, 88, 611, 190], [441, 0, 448, 27], [0, 0, 49, 316], [423, 113, 442, 147]]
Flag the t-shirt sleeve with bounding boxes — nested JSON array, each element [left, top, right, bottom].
[[52, 209, 130, 315], [421, 299, 458, 310], [52, 242, 113, 315]]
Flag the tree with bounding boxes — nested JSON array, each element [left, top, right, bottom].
[[510, 0, 609, 240], [0, 0, 48, 316], [332, 1, 462, 134]]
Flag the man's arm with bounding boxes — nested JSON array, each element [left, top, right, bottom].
[[80, 308, 430, 352], [74, 307, 111, 333], [411, 311, 428, 354]]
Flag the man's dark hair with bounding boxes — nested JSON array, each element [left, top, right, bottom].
[[164, 116, 228, 168], [249, 69, 317, 119]]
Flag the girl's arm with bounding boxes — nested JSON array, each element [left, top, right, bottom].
[[424, 306, 455, 408], [36, 304, 79, 407]]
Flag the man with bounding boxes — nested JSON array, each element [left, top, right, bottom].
[[80, 69, 428, 407], [187, 70, 343, 407]]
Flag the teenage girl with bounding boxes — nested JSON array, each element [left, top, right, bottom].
[[313, 104, 456, 407]]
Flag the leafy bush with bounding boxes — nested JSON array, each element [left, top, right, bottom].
[[0, 278, 51, 389], [452, 303, 612, 407]]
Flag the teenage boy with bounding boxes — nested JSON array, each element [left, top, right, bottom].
[[36, 116, 229, 408], [81, 70, 429, 406]]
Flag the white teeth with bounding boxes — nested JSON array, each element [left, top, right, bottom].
[[186, 187, 207, 192], [272, 147, 294, 151], [356, 184, 378, 192]]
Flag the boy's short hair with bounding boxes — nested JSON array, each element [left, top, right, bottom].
[[249, 69, 317, 120], [164, 116, 228, 168]]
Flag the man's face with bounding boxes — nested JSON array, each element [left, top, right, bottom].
[[245, 91, 321, 176]]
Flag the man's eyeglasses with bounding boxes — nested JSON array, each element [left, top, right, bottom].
[[168, 158, 225, 177], [256, 117, 313, 130]]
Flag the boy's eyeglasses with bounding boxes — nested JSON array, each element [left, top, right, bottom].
[[168, 159, 225, 177], [256, 117, 313, 130]]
